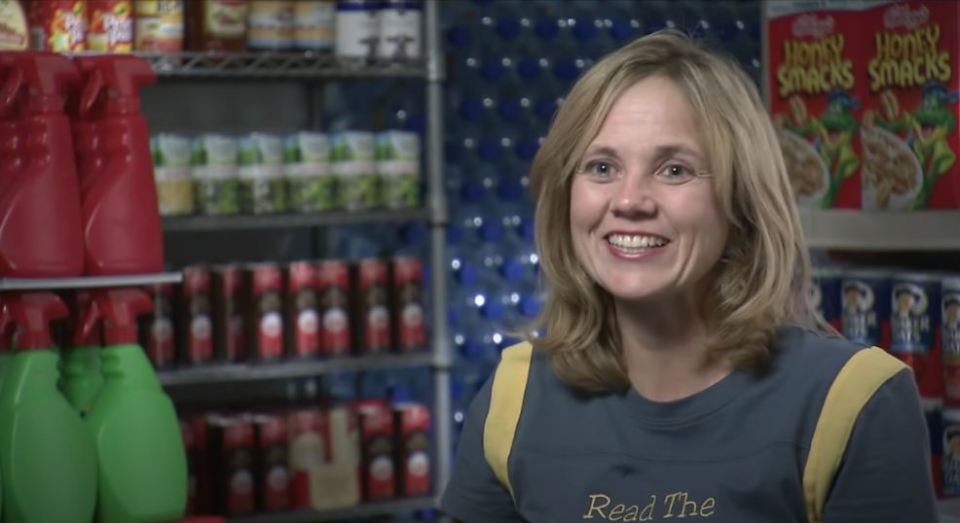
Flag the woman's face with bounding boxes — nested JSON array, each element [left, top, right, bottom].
[[569, 75, 729, 307]]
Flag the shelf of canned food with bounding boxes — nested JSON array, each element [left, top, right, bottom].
[[0, 272, 183, 291], [162, 208, 430, 232], [800, 210, 960, 250], [158, 352, 434, 387]]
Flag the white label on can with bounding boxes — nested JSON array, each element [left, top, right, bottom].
[[335, 7, 379, 59], [378, 5, 420, 60]]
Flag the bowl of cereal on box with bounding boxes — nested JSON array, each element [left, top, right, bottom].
[[861, 122, 922, 211], [779, 129, 830, 206]]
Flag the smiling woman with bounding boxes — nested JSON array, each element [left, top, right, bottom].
[[441, 31, 938, 523]]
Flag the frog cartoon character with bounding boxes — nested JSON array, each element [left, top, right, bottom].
[[870, 83, 959, 208], [784, 89, 860, 207]]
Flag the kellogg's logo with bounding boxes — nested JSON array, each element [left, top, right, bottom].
[[884, 4, 930, 31], [792, 14, 835, 40]]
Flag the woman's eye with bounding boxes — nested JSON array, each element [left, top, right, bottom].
[[658, 163, 695, 182], [582, 160, 616, 177]]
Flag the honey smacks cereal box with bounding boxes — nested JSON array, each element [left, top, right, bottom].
[[862, 1, 960, 210], [767, 2, 870, 209]]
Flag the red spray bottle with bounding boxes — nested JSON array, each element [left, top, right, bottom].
[[0, 51, 85, 277], [73, 55, 163, 275]]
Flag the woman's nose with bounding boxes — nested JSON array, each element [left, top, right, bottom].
[[609, 171, 657, 217]]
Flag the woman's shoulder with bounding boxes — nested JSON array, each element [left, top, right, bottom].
[[770, 325, 872, 376]]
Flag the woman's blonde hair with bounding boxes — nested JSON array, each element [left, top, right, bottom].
[[530, 30, 824, 393]]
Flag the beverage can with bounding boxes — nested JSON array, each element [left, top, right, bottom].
[[287, 261, 321, 358], [180, 266, 214, 365], [376, 130, 420, 209], [889, 271, 942, 398], [318, 259, 352, 356], [152, 133, 194, 216], [246, 263, 285, 361]]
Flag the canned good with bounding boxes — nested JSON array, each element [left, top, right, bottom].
[[944, 409, 960, 496], [841, 269, 891, 347], [392, 257, 426, 352], [812, 266, 843, 331], [376, 131, 420, 209], [252, 414, 291, 512], [318, 260, 352, 356], [287, 408, 327, 509], [246, 0, 294, 50], [378, 0, 420, 61], [334, 0, 378, 60], [180, 266, 214, 365], [29, 0, 87, 51], [284, 132, 335, 213], [354, 399, 395, 501], [152, 133, 194, 216], [394, 401, 430, 497], [87, 0, 132, 52], [331, 131, 378, 211], [207, 414, 256, 517], [943, 277, 960, 406], [287, 261, 321, 358], [213, 265, 245, 363], [134, 0, 183, 52], [355, 258, 391, 354], [192, 134, 241, 216], [889, 272, 942, 398], [246, 263, 285, 361], [0, 0, 29, 50], [238, 133, 287, 215], [294, 0, 334, 51], [143, 283, 176, 369]]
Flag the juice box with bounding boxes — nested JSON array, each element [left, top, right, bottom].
[[766, 2, 869, 209], [863, 1, 960, 210]]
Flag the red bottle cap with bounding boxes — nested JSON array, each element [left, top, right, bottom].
[[1, 292, 69, 350], [80, 288, 153, 346], [75, 55, 156, 116]]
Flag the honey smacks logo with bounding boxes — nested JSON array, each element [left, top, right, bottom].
[[777, 14, 854, 97], [868, 4, 951, 91]]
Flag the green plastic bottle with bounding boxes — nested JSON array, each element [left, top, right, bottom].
[[60, 291, 104, 416], [81, 288, 187, 523], [0, 292, 98, 523]]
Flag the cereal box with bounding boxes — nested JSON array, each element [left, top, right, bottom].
[[863, 1, 960, 210], [766, 2, 869, 209]]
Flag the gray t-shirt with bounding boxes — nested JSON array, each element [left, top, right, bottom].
[[442, 326, 938, 523]]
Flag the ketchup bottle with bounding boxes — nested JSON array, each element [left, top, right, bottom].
[[73, 55, 163, 275], [0, 51, 85, 277]]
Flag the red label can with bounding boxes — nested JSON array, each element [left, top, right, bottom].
[[318, 259, 352, 356], [253, 414, 291, 512], [213, 265, 245, 362], [392, 257, 427, 352], [246, 263, 285, 361], [890, 272, 942, 398], [208, 414, 256, 517], [143, 283, 176, 368], [87, 0, 132, 51], [394, 402, 431, 497], [180, 266, 214, 365], [355, 258, 392, 354], [355, 399, 395, 501], [943, 277, 960, 406], [29, 0, 87, 51], [287, 261, 320, 358]]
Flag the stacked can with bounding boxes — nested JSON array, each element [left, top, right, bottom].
[[942, 277, 960, 496], [840, 269, 891, 348]]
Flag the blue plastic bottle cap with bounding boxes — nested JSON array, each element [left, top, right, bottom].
[[609, 18, 638, 43], [502, 260, 525, 282], [459, 263, 480, 286], [520, 219, 536, 242], [515, 137, 540, 161], [479, 221, 504, 242], [459, 180, 485, 202], [572, 17, 599, 41], [497, 98, 522, 122], [534, 17, 560, 40], [520, 295, 542, 318], [517, 57, 541, 80], [498, 178, 523, 201], [496, 17, 522, 40], [478, 138, 503, 162], [552, 57, 580, 81], [461, 339, 485, 360], [480, 58, 506, 82], [458, 97, 485, 122], [482, 301, 506, 322], [446, 26, 472, 48], [391, 385, 412, 403]]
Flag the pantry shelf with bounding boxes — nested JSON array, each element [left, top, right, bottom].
[[126, 51, 427, 79], [226, 497, 436, 523], [158, 352, 434, 387], [0, 272, 183, 291], [800, 210, 960, 251], [162, 208, 430, 232]]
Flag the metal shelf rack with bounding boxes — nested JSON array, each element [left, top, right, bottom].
[[227, 496, 436, 523], [69, 51, 427, 79], [163, 208, 429, 232], [0, 272, 182, 291], [800, 210, 960, 251], [159, 353, 434, 387]]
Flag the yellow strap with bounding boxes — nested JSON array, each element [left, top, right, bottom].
[[483, 342, 534, 499], [803, 347, 907, 523]]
